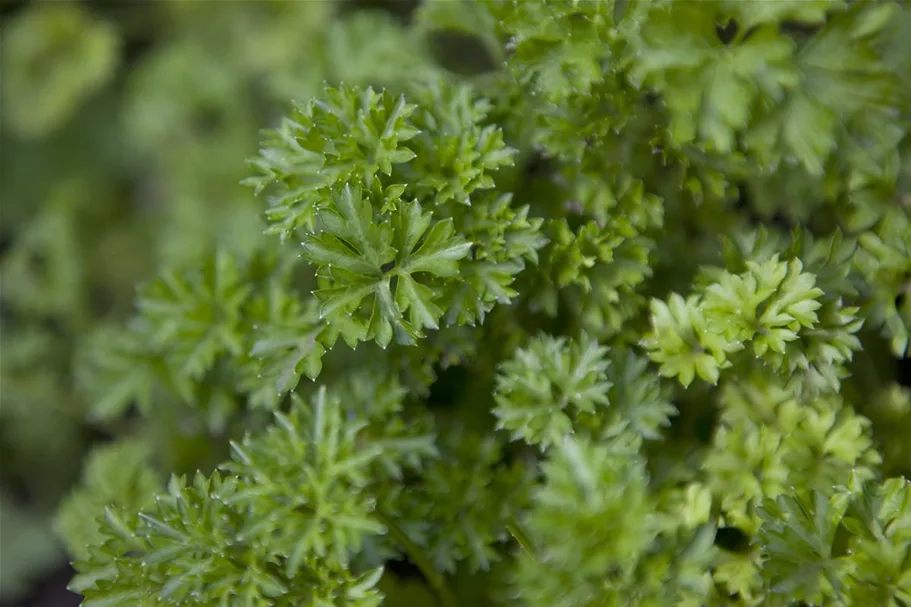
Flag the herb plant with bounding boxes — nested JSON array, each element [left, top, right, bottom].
[[3, 0, 911, 605]]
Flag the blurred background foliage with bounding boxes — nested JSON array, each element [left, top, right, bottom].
[[0, 0, 452, 601]]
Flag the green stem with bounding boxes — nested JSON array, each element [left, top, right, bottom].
[[374, 507, 458, 607], [506, 516, 535, 553]]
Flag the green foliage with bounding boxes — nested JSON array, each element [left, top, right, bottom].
[[70, 387, 403, 607], [492, 332, 674, 449], [303, 184, 472, 347], [856, 207, 911, 356], [644, 252, 865, 397], [493, 333, 613, 449], [54, 439, 162, 562], [3, 0, 911, 605], [757, 476, 911, 606], [0, 493, 61, 599], [1, 3, 120, 139]]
